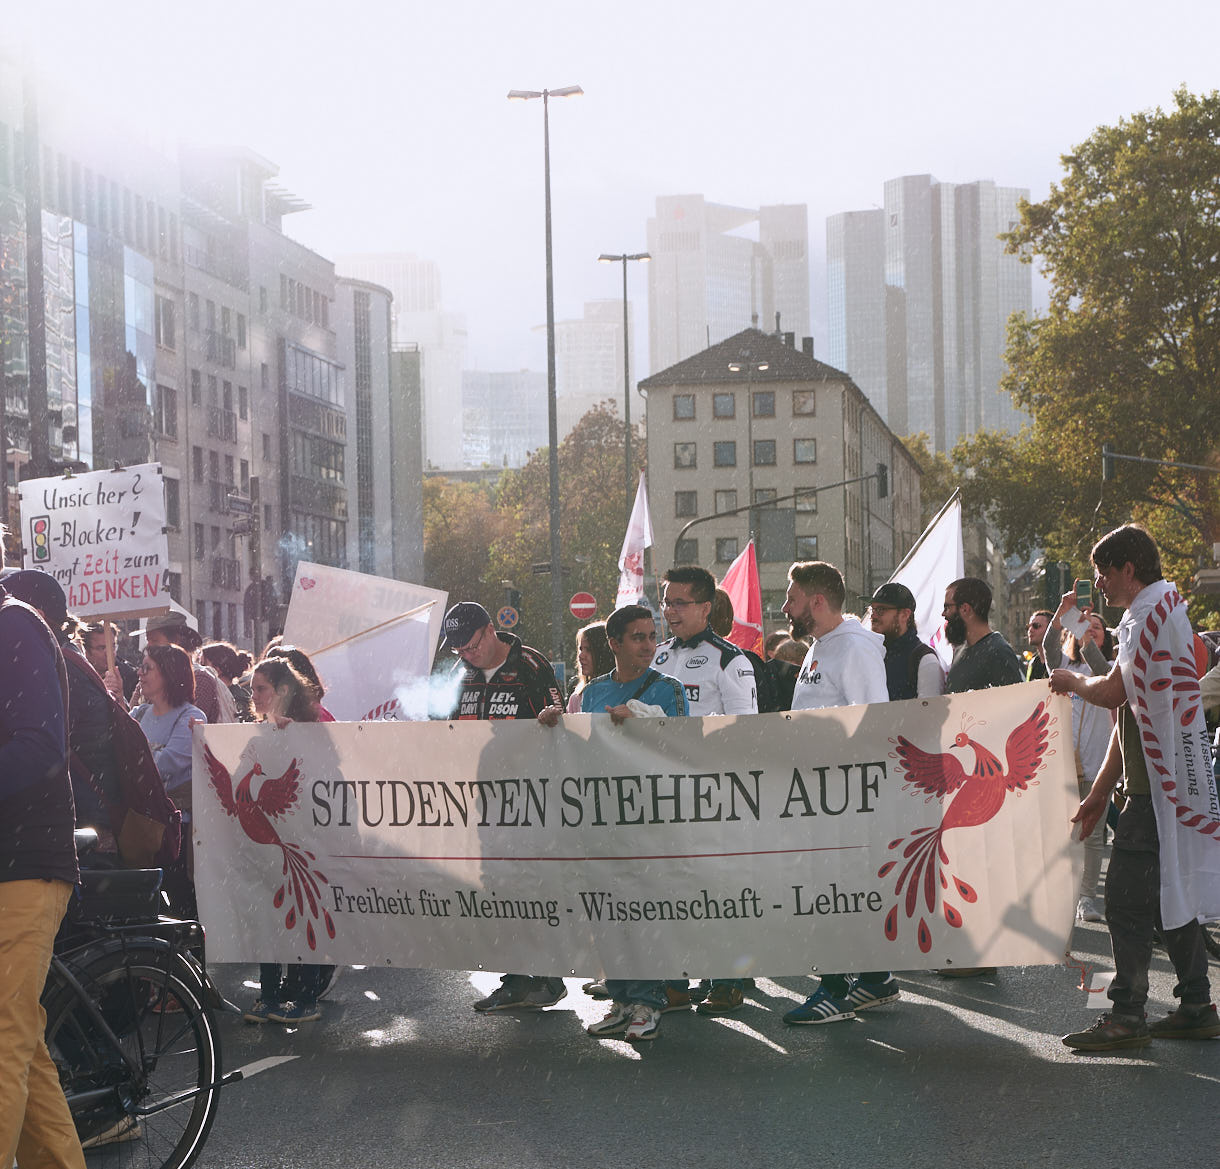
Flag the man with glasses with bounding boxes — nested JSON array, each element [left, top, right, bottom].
[[867, 582, 944, 700], [652, 566, 757, 1015], [441, 601, 567, 1012]]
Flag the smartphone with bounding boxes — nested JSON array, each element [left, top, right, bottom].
[[1074, 579, 1092, 610]]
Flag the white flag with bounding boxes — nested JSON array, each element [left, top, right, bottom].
[[615, 473, 654, 608], [889, 492, 964, 669]]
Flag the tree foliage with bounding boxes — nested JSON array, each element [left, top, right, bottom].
[[421, 476, 508, 614], [956, 88, 1220, 608], [486, 401, 646, 655]]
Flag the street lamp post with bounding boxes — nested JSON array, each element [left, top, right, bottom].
[[598, 251, 649, 525], [727, 359, 769, 550], [509, 84, 582, 666]]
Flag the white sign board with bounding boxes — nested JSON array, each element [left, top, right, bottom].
[[281, 562, 447, 665], [195, 683, 1079, 976], [18, 463, 170, 619]]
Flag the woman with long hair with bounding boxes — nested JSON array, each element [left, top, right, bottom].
[[201, 640, 255, 721], [131, 643, 206, 917], [566, 621, 615, 714], [243, 656, 335, 1024]]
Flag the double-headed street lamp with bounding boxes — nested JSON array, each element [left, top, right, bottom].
[[728, 359, 769, 545], [597, 251, 650, 526], [509, 84, 582, 666]]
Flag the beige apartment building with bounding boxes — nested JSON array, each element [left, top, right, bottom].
[[642, 328, 922, 619]]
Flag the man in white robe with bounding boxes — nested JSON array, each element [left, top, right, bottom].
[[1052, 524, 1220, 1052]]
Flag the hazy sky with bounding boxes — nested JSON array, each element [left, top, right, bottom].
[[14, 1, 1220, 377]]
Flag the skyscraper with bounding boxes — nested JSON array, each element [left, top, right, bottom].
[[827, 175, 1031, 452], [646, 195, 809, 375]]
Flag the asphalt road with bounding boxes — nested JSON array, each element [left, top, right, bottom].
[[189, 918, 1218, 1169]]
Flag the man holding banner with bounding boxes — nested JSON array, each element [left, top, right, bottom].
[[1052, 525, 1220, 1051], [442, 601, 568, 1012]]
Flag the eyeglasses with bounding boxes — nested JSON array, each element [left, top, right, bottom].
[[452, 625, 489, 657], [661, 598, 700, 610]]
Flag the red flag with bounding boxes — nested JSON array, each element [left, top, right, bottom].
[[720, 540, 764, 657]]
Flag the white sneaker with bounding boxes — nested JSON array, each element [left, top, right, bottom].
[[625, 1004, 660, 1041], [1077, 897, 1105, 923], [587, 1001, 633, 1036]]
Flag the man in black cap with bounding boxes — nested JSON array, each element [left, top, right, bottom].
[[441, 602, 567, 1012], [867, 582, 945, 701]]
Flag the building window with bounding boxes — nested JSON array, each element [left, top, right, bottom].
[[752, 390, 775, 418], [155, 385, 178, 438], [211, 525, 221, 549], [155, 296, 175, 349], [674, 441, 697, 469], [167, 571, 181, 602], [752, 439, 776, 466], [238, 385, 248, 420], [264, 504, 274, 530], [796, 536, 819, 559], [675, 490, 698, 518], [713, 392, 736, 419], [193, 523, 204, 561], [259, 286, 268, 314], [164, 478, 180, 529], [190, 369, 201, 406], [794, 438, 817, 464], [206, 300, 216, 331], [713, 441, 736, 467], [237, 314, 247, 349], [673, 393, 695, 421], [753, 488, 777, 509], [262, 433, 272, 459], [224, 454, 235, 486], [716, 537, 739, 563], [675, 538, 698, 564], [192, 446, 203, 483], [795, 488, 818, 513], [207, 375, 218, 405], [793, 389, 816, 416], [714, 490, 737, 513], [188, 292, 199, 330], [240, 459, 249, 492]]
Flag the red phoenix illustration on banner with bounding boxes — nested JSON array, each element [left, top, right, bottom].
[[879, 700, 1053, 951], [205, 745, 336, 950]]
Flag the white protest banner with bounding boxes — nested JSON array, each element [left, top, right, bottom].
[[309, 603, 435, 721], [281, 562, 447, 667], [17, 463, 170, 619], [195, 682, 1079, 977]]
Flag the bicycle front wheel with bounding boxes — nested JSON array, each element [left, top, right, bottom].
[[45, 947, 222, 1169]]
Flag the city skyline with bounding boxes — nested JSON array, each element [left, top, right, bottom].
[[8, 1, 1219, 388]]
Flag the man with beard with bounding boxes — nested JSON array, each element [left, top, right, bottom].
[[1025, 610, 1054, 681], [780, 561, 898, 1025], [943, 577, 1023, 694], [867, 583, 944, 700]]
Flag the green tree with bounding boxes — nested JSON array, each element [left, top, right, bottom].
[[901, 433, 963, 527], [421, 476, 508, 613], [958, 88, 1220, 610], [486, 401, 646, 661]]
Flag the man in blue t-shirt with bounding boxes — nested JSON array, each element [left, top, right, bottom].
[[539, 605, 687, 1040]]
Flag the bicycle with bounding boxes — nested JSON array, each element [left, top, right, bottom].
[[42, 832, 239, 1169]]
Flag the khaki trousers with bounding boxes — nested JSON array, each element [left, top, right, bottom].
[[0, 878, 85, 1169]]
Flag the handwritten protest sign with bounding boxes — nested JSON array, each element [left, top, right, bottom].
[[195, 683, 1080, 976], [281, 562, 447, 666], [17, 463, 170, 619]]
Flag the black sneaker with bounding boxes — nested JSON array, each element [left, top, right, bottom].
[[1062, 1012, 1151, 1051], [1148, 1003, 1220, 1040]]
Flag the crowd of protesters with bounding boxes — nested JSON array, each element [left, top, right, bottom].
[[4, 520, 1219, 1163]]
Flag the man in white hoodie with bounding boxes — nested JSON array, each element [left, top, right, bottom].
[[779, 561, 898, 1025]]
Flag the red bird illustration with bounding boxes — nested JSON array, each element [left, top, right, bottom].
[[879, 701, 1053, 952], [205, 745, 336, 950]]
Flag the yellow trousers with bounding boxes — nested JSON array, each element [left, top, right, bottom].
[[0, 878, 85, 1169]]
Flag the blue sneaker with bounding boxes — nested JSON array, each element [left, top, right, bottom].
[[243, 999, 282, 1024], [783, 987, 856, 1025], [267, 1001, 321, 1023], [843, 978, 900, 1011]]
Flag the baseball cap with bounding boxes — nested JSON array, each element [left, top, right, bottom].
[[441, 601, 493, 649], [869, 582, 917, 612]]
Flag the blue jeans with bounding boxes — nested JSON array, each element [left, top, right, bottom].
[[604, 980, 666, 1008]]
